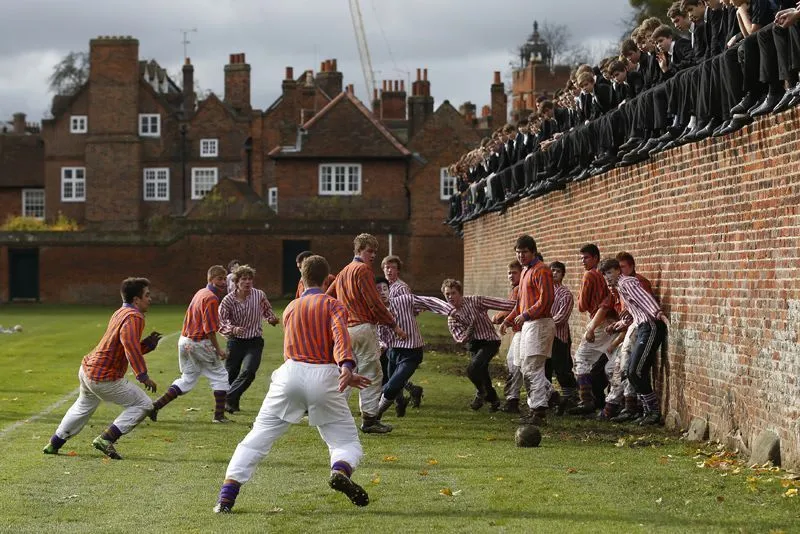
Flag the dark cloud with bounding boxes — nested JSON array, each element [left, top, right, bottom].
[[0, 0, 633, 122]]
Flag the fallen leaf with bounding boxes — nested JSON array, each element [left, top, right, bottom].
[[66, 450, 78, 457], [784, 488, 798, 498], [101, 457, 110, 464], [566, 468, 578, 474], [427, 459, 439, 465], [485, 436, 497, 442], [496, 477, 504, 481], [370, 474, 381, 485], [456, 454, 473, 459], [66, 494, 79, 500], [655, 497, 663, 504], [615, 438, 627, 448], [452, 490, 463, 496], [439, 487, 453, 496], [63, 471, 71, 475], [185, 407, 199, 412], [268, 507, 284, 513], [658, 456, 669, 465], [780, 480, 793, 488], [163, 438, 174, 443], [419, 470, 429, 476], [24, 369, 33, 373], [716, 495, 725, 503], [383, 455, 398, 462]]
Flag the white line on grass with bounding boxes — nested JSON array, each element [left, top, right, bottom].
[[0, 331, 181, 440]]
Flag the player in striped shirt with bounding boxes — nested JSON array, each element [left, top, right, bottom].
[[381, 255, 424, 407], [219, 265, 279, 414], [226, 259, 240, 295], [442, 279, 515, 412], [215, 255, 372, 513], [42, 278, 162, 460], [295, 250, 336, 297], [149, 265, 231, 423], [327, 234, 406, 434], [548, 261, 578, 414], [374, 276, 454, 423], [491, 260, 523, 414], [501, 235, 556, 426], [569, 243, 615, 416], [599, 258, 668, 426]]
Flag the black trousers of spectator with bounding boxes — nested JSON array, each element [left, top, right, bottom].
[[697, 56, 723, 123], [466, 339, 501, 402], [720, 44, 745, 120], [225, 336, 264, 409], [545, 337, 578, 391], [763, 23, 800, 89], [590, 354, 610, 410]]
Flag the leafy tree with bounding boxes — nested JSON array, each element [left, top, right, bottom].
[[48, 51, 89, 95]]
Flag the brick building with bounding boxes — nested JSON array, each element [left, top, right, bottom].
[[0, 114, 44, 221], [0, 34, 506, 301]]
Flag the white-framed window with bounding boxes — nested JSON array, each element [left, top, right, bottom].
[[318, 164, 362, 196], [143, 168, 170, 201], [139, 114, 161, 137], [22, 189, 45, 219], [440, 167, 457, 201], [191, 167, 218, 199], [61, 167, 86, 202], [69, 115, 87, 134], [200, 139, 219, 158], [267, 186, 278, 212]]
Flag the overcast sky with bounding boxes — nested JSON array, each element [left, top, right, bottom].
[[0, 0, 633, 123]]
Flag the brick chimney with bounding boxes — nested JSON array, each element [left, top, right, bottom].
[[182, 57, 195, 117], [224, 53, 251, 113], [12, 113, 26, 134], [379, 79, 406, 120], [315, 58, 343, 96], [491, 71, 508, 128], [89, 36, 140, 134], [407, 68, 434, 140], [371, 88, 380, 115], [459, 101, 477, 126]]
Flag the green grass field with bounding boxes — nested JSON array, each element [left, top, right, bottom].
[[0, 304, 797, 533]]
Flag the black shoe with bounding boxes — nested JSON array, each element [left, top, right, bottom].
[[567, 403, 595, 416], [711, 119, 731, 138], [487, 400, 502, 413], [636, 137, 661, 155], [693, 118, 720, 141], [408, 385, 424, 408], [548, 390, 561, 410], [770, 91, 796, 115], [501, 398, 520, 414], [747, 96, 766, 116], [469, 394, 485, 410], [329, 471, 369, 507], [619, 136, 643, 152], [609, 409, 639, 423], [225, 404, 239, 414], [556, 396, 576, 416], [520, 412, 547, 426], [592, 151, 615, 168], [750, 92, 783, 118], [572, 168, 593, 182], [731, 92, 757, 115], [648, 141, 669, 157], [395, 395, 408, 418], [213, 503, 233, 514], [716, 114, 754, 136], [638, 412, 662, 426]]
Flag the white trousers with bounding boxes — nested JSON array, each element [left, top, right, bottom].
[[573, 321, 615, 375], [55, 367, 152, 439], [224, 360, 363, 484], [172, 336, 229, 392], [519, 320, 556, 409], [607, 325, 639, 404], [348, 323, 382, 418], [521, 354, 553, 409], [505, 333, 523, 399]]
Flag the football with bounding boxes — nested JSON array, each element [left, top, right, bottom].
[[13, 325, 23, 333], [515, 424, 542, 447]]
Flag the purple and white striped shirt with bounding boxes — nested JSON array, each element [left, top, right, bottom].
[[380, 294, 454, 349], [219, 288, 278, 339], [615, 275, 662, 326], [448, 296, 516, 343], [551, 284, 574, 343], [389, 279, 411, 298]]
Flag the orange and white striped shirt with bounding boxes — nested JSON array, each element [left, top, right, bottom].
[[326, 257, 395, 327], [296, 274, 337, 299], [82, 304, 154, 383], [578, 268, 610, 318], [283, 288, 354, 367], [181, 284, 222, 341], [504, 258, 555, 325]]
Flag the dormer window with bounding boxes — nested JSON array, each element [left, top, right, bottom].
[[70, 115, 87, 134], [200, 139, 219, 158], [139, 114, 161, 137]]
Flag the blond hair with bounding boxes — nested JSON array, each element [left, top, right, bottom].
[[354, 233, 379, 255]]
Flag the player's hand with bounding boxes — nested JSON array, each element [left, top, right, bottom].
[[393, 325, 407, 340], [216, 348, 228, 361], [584, 328, 595, 343], [338, 366, 371, 392], [142, 331, 163, 350], [232, 326, 245, 337], [513, 315, 525, 327], [143, 378, 158, 393], [268, 317, 280, 327], [500, 323, 508, 336], [657, 312, 668, 324]]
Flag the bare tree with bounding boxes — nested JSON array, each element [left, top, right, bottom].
[[538, 22, 571, 67], [48, 51, 89, 95]]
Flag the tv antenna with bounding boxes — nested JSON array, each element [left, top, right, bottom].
[[180, 28, 198, 60]]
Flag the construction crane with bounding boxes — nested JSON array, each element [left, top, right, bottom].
[[349, 0, 377, 101]]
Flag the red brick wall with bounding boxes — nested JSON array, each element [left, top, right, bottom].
[[462, 111, 800, 467], [0, 189, 21, 220]]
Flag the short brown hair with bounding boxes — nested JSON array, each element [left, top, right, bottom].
[[207, 265, 227, 280], [667, 1, 686, 19], [227, 259, 240, 272], [507, 259, 522, 271], [441, 278, 462, 295], [121, 277, 150, 304], [354, 233, 379, 255], [301, 255, 330, 287], [295, 251, 314, 265], [620, 38, 639, 55], [598, 258, 621, 274], [577, 72, 595, 86], [652, 25, 675, 41], [232, 264, 255, 283], [381, 255, 403, 271], [616, 251, 636, 266], [608, 60, 627, 75]]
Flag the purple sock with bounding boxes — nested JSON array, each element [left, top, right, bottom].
[[331, 460, 353, 477], [50, 434, 67, 450], [218, 480, 241, 506], [100, 424, 122, 443]]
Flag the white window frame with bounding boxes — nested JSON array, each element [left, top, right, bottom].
[[61, 167, 86, 202], [440, 167, 457, 201], [267, 186, 278, 213], [21, 189, 45, 219], [191, 167, 218, 199], [69, 115, 87, 134], [143, 168, 170, 201], [200, 138, 219, 158], [139, 114, 161, 137], [318, 163, 362, 196]]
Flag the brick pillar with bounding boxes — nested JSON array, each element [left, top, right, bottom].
[[182, 58, 195, 118], [224, 53, 251, 113], [491, 71, 508, 128], [315, 58, 344, 97]]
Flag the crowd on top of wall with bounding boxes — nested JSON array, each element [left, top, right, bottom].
[[444, 0, 800, 235]]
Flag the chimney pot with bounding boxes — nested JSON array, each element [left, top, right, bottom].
[[394, 80, 399, 91], [416, 68, 421, 81], [229, 54, 235, 64], [494, 71, 501, 84], [332, 59, 337, 71], [12, 112, 26, 134], [373, 88, 378, 101], [423, 68, 428, 81], [285, 66, 294, 80], [400, 80, 405, 92], [185, 57, 191, 65]]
